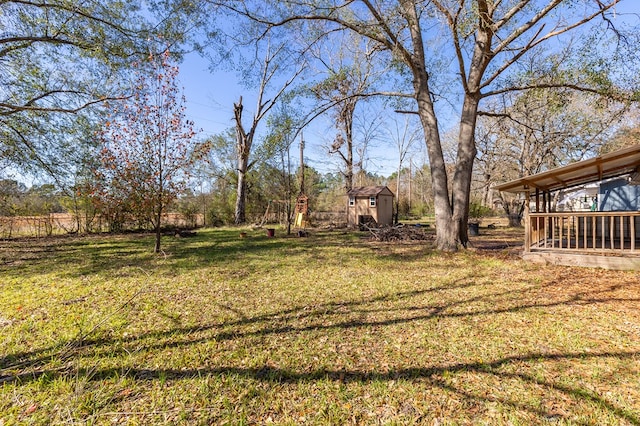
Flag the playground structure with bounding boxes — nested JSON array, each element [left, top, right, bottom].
[[257, 135, 311, 232], [294, 193, 308, 228]]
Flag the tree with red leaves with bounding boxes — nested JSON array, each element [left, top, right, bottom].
[[95, 50, 198, 253]]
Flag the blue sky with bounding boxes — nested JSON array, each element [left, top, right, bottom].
[[176, 1, 639, 180], [177, 52, 409, 178]]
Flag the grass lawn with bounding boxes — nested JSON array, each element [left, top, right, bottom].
[[1, 227, 639, 425]]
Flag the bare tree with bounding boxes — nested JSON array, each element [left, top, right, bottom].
[[387, 116, 421, 222], [476, 80, 632, 225], [219, 0, 637, 250], [310, 34, 384, 191], [232, 41, 304, 224]]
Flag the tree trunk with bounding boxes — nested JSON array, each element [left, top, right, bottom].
[[452, 94, 480, 247], [154, 202, 163, 253], [235, 164, 247, 224], [155, 150, 164, 253], [399, 0, 491, 250], [482, 177, 492, 208], [413, 75, 458, 251], [344, 105, 354, 192], [399, 0, 459, 251], [154, 216, 162, 253], [415, 93, 478, 251], [234, 97, 250, 225], [508, 213, 522, 227]]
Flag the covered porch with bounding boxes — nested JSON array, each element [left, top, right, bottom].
[[495, 145, 640, 270]]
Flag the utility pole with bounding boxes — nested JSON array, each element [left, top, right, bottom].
[[299, 132, 305, 194], [408, 159, 412, 213], [293, 132, 309, 231]]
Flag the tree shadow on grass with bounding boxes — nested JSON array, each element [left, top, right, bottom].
[[4, 350, 639, 424], [0, 233, 159, 278], [2, 277, 638, 367], [0, 276, 640, 368], [1, 272, 559, 363], [2, 273, 639, 423], [2, 229, 414, 279]]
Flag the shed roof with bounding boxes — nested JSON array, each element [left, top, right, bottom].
[[347, 186, 394, 197], [494, 144, 640, 194]]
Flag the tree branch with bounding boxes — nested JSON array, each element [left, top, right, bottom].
[[482, 82, 631, 102], [8, 0, 140, 38], [433, 0, 468, 92], [482, 2, 619, 91], [0, 92, 126, 116], [4, 120, 63, 183]]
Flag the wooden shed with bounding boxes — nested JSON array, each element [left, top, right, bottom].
[[495, 144, 640, 270], [347, 186, 394, 228]]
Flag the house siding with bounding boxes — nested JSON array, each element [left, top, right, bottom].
[[599, 178, 640, 211]]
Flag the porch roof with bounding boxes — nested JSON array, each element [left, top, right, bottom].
[[494, 144, 640, 194]]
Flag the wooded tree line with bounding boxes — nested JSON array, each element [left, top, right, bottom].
[[1, 0, 639, 251]]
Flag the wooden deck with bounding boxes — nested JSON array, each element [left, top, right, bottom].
[[525, 212, 640, 270]]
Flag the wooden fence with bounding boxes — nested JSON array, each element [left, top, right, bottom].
[[0, 213, 204, 239]]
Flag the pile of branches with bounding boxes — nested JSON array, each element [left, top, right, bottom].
[[366, 224, 431, 242]]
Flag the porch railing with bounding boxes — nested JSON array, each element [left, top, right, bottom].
[[527, 212, 640, 253]]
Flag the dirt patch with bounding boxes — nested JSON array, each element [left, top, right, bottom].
[[468, 226, 524, 253], [365, 224, 433, 242], [363, 224, 524, 254]]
